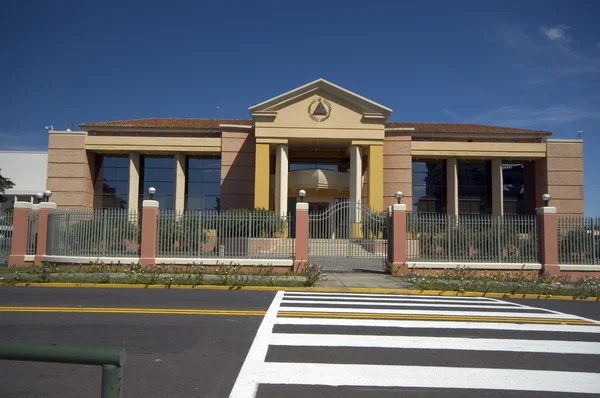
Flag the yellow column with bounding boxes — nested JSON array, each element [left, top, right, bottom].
[[492, 158, 504, 216], [447, 158, 458, 216], [254, 143, 270, 209], [174, 153, 186, 213], [128, 153, 140, 212], [367, 145, 384, 212]]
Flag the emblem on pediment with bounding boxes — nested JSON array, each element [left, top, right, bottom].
[[308, 98, 332, 122]]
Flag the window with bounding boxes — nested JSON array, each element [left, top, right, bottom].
[[140, 156, 174, 210], [412, 160, 447, 213], [94, 156, 129, 209], [457, 161, 492, 214], [186, 156, 221, 210], [502, 163, 525, 214], [289, 163, 345, 172]]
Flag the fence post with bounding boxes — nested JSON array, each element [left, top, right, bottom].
[[34, 202, 56, 266], [294, 202, 309, 272], [390, 204, 407, 274], [140, 200, 159, 267], [8, 202, 32, 266], [387, 206, 393, 265], [537, 206, 559, 275]]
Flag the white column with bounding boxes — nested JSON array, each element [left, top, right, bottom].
[[446, 158, 458, 216], [275, 145, 288, 217], [350, 145, 362, 223], [174, 153, 186, 213], [492, 159, 504, 216], [128, 153, 140, 212]]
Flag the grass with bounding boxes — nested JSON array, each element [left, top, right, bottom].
[[0, 262, 325, 288], [399, 266, 600, 299]]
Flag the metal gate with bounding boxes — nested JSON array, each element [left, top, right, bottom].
[[0, 213, 13, 265], [308, 200, 389, 271]]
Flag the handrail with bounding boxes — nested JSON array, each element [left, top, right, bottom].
[[0, 340, 126, 398]]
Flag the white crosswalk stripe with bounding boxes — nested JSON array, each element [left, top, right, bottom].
[[230, 291, 600, 397]]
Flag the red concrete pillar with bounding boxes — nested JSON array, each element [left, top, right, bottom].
[[537, 206, 559, 275], [294, 202, 309, 272], [34, 202, 56, 265], [8, 202, 32, 266], [140, 200, 159, 267], [390, 204, 408, 274]]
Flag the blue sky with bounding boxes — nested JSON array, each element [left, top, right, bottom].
[[1, 1, 599, 212]]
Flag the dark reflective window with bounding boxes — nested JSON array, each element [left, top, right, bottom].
[[457, 161, 492, 214], [140, 156, 174, 209], [503, 163, 525, 214], [186, 156, 221, 210], [95, 156, 129, 209], [412, 160, 447, 213], [289, 163, 341, 171]]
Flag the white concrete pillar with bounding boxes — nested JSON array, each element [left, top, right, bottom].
[[447, 158, 458, 216], [350, 145, 362, 223], [128, 153, 140, 212], [275, 145, 288, 217], [492, 158, 504, 217], [174, 153, 186, 213]]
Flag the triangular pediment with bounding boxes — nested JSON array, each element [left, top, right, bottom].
[[249, 78, 392, 121]]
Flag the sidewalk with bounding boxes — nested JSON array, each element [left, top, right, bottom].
[[314, 272, 416, 289]]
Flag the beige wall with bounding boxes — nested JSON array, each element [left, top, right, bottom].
[[254, 91, 386, 141], [411, 141, 546, 159], [46, 132, 95, 208], [545, 140, 584, 216], [383, 131, 412, 209], [220, 129, 255, 209]]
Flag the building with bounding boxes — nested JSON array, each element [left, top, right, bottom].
[[44, 79, 583, 216], [0, 151, 48, 213]]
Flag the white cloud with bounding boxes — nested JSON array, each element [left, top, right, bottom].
[[492, 24, 600, 84], [469, 105, 600, 128], [443, 108, 461, 119], [541, 25, 571, 43]]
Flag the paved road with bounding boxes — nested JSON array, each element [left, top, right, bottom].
[[0, 288, 276, 397], [0, 287, 599, 397]]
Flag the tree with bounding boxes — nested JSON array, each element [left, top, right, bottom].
[[0, 170, 14, 203]]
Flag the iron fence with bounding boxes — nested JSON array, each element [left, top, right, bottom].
[[0, 213, 13, 265], [308, 201, 389, 271], [407, 213, 539, 263], [47, 209, 140, 258], [26, 212, 37, 255], [557, 216, 600, 265], [157, 209, 294, 259]]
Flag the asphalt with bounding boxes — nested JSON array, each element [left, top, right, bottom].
[[0, 288, 276, 398], [0, 287, 599, 397]]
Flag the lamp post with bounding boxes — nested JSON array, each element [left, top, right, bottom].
[[394, 191, 403, 204], [148, 187, 156, 200], [542, 193, 551, 207], [35, 192, 44, 204], [43, 190, 52, 202], [298, 189, 306, 203]]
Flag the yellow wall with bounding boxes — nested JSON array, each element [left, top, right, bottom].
[[254, 143, 270, 209], [367, 145, 384, 211]]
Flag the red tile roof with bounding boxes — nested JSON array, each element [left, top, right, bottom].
[[79, 118, 253, 129], [80, 118, 551, 136], [385, 122, 551, 135]]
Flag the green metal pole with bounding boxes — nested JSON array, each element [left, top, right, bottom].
[[101, 364, 123, 398], [0, 340, 125, 366]]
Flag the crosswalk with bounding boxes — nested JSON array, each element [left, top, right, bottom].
[[230, 291, 600, 397]]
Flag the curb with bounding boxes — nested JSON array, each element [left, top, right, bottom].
[[2, 282, 599, 301]]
